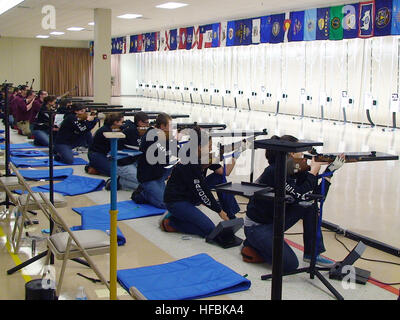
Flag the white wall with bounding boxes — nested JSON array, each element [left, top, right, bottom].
[[120, 53, 138, 96], [0, 37, 89, 90], [120, 36, 400, 126]]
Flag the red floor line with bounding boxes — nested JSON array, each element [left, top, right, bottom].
[[284, 238, 400, 297]]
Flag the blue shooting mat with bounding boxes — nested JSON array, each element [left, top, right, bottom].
[[15, 168, 74, 181], [0, 136, 4, 143], [72, 200, 166, 221], [15, 175, 105, 196], [0, 143, 46, 150], [0, 130, 4, 133], [117, 253, 252, 300], [11, 150, 48, 157], [11, 156, 88, 168], [72, 200, 166, 246]]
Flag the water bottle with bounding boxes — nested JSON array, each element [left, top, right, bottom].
[[75, 286, 88, 300]]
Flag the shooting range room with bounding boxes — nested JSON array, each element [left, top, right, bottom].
[[1, 0, 400, 302]]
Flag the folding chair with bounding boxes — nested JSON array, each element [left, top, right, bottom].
[[7, 163, 68, 254], [38, 192, 110, 296]]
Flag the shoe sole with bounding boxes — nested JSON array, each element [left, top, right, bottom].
[[303, 258, 334, 267]]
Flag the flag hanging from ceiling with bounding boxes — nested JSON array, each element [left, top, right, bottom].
[[234, 19, 252, 46], [192, 25, 201, 49], [260, 16, 272, 43], [186, 27, 194, 50], [359, 1, 375, 38], [145, 32, 158, 52], [226, 21, 236, 46], [374, 0, 393, 36], [270, 13, 285, 43], [129, 35, 137, 53], [330, 5, 344, 40], [316, 7, 330, 40], [200, 24, 213, 48], [169, 29, 178, 50], [283, 12, 291, 42], [304, 8, 317, 41], [159, 30, 169, 51], [178, 27, 187, 49], [212, 23, 221, 47], [343, 3, 360, 39], [288, 11, 304, 41], [111, 38, 116, 54], [252, 18, 261, 44], [392, 0, 400, 34], [137, 34, 144, 52], [220, 21, 228, 47]]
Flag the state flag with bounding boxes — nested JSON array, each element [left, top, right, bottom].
[[235, 19, 252, 46], [192, 25, 201, 49], [270, 13, 285, 43], [159, 30, 169, 51], [392, 0, 400, 34], [169, 29, 178, 50], [179, 28, 187, 49], [289, 11, 304, 41], [186, 27, 194, 50], [374, 0, 393, 36], [252, 18, 261, 44], [226, 21, 236, 46], [359, 1, 375, 38], [283, 12, 291, 42], [316, 7, 330, 40], [260, 16, 272, 43], [330, 5, 344, 40], [220, 21, 228, 47], [212, 23, 221, 48], [200, 24, 213, 48], [304, 8, 317, 41]]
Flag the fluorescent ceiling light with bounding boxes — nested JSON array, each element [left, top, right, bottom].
[[50, 31, 65, 36], [88, 22, 95, 26], [36, 35, 49, 39], [156, 2, 188, 9], [67, 27, 85, 31], [117, 14, 142, 19], [0, 0, 24, 15]]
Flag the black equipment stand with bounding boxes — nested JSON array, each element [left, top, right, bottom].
[[7, 109, 90, 276], [259, 193, 344, 300], [1, 83, 15, 211]]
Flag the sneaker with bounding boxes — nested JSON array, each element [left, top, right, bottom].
[[105, 178, 121, 191], [86, 166, 99, 175], [303, 254, 335, 267], [159, 213, 178, 233], [241, 246, 265, 263]]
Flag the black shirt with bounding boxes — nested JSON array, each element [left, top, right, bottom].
[[246, 164, 323, 225], [164, 163, 222, 213], [55, 114, 97, 145], [137, 127, 177, 183], [118, 124, 143, 166], [32, 103, 51, 132], [88, 124, 114, 155]]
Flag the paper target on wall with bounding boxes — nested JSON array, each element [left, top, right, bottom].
[[341, 91, 349, 109], [391, 93, 400, 113]]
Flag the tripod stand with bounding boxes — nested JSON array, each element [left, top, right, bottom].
[[7, 109, 89, 275], [0, 84, 15, 214], [260, 177, 344, 300]]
